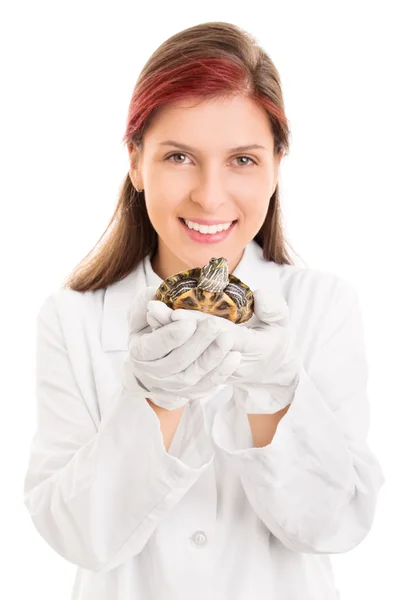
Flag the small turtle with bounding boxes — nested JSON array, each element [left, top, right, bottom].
[[153, 256, 254, 324]]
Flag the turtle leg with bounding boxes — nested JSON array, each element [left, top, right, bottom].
[[223, 282, 246, 308]]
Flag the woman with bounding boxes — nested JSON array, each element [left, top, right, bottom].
[[23, 21, 385, 600]]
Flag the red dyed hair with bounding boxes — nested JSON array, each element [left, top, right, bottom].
[[123, 58, 287, 148]]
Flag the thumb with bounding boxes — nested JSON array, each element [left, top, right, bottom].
[[147, 299, 174, 329], [253, 288, 289, 325], [127, 286, 159, 333]]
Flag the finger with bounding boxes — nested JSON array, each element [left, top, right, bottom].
[[253, 288, 289, 324], [166, 329, 236, 387], [147, 313, 165, 330], [155, 348, 242, 395], [171, 308, 208, 322], [178, 350, 242, 392], [171, 309, 236, 333], [206, 350, 242, 386], [229, 326, 264, 355], [147, 300, 173, 330], [130, 319, 197, 361], [147, 300, 173, 323], [148, 317, 223, 376], [127, 286, 160, 334]]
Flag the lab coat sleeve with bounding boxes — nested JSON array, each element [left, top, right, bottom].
[[211, 280, 386, 553], [23, 294, 215, 573]]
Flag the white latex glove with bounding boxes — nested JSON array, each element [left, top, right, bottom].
[[123, 286, 242, 410], [171, 288, 302, 414]]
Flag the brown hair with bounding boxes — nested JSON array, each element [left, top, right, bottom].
[[63, 21, 301, 292]]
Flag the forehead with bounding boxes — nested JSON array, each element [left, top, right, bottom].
[[144, 95, 273, 149]]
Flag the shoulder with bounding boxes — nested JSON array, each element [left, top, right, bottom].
[[36, 286, 106, 330], [277, 262, 358, 309], [274, 263, 361, 354]]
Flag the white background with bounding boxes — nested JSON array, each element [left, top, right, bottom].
[[2, 0, 398, 598]]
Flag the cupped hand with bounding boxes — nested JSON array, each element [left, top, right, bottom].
[[122, 287, 242, 410], [170, 288, 301, 414]]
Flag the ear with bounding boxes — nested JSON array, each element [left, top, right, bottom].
[[127, 142, 143, 190]]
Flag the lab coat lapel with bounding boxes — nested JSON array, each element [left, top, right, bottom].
[[232, 239, 283, 300], [101, 240, 284, 352], [101, 259, 147, 352]]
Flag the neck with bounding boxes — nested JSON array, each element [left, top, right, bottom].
[[151, 239, 245, 280], [150, 245, 190, 280]]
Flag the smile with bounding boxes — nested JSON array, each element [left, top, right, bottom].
[[178, 217, 237, 244], [182, 219, 234, 234]]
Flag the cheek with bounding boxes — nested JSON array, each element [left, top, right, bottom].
[[239, 197, 268, 223], [145, 196, 180, 230]]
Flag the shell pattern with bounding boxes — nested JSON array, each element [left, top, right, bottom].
[[153, 256, 254, 324]]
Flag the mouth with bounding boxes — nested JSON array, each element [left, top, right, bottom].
[[178, 217, 237, 233], [178, 217, 237, 244]]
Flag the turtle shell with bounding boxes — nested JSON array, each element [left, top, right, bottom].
[[153, 266, 254, 324]]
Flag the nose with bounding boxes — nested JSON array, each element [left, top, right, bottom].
[[190, 172, 228, 212]]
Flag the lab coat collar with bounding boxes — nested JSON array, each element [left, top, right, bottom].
[[101, 240, 283, 352]]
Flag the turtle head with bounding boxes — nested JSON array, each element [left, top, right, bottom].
[[197, 257, 229, 293]]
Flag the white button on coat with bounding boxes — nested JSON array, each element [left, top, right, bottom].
[[190, 531, 207, 547], [23, 240, 385, 600]]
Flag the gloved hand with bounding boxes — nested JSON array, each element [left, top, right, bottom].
[[122, 286, 242, 410], [171, 288, 301, 414]]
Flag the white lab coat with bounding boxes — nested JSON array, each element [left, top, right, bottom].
[[23, 240, 385, 600]]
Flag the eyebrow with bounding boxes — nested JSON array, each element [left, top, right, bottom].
[[158, 140, 268, 153]]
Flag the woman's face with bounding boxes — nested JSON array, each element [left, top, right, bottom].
[[128, 94, 284, 279]]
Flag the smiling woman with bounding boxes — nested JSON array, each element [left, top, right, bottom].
[[61, 21, 298, 293], [23, 18, 384, 600], [127, 93, 282, 280]]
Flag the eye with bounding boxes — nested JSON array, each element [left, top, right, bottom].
[[165, 153, 257, 167], [166, 152, 190, 165], [233, 156, 256, 167]]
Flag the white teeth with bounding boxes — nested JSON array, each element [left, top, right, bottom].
[[183, 219, 233, 234]]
